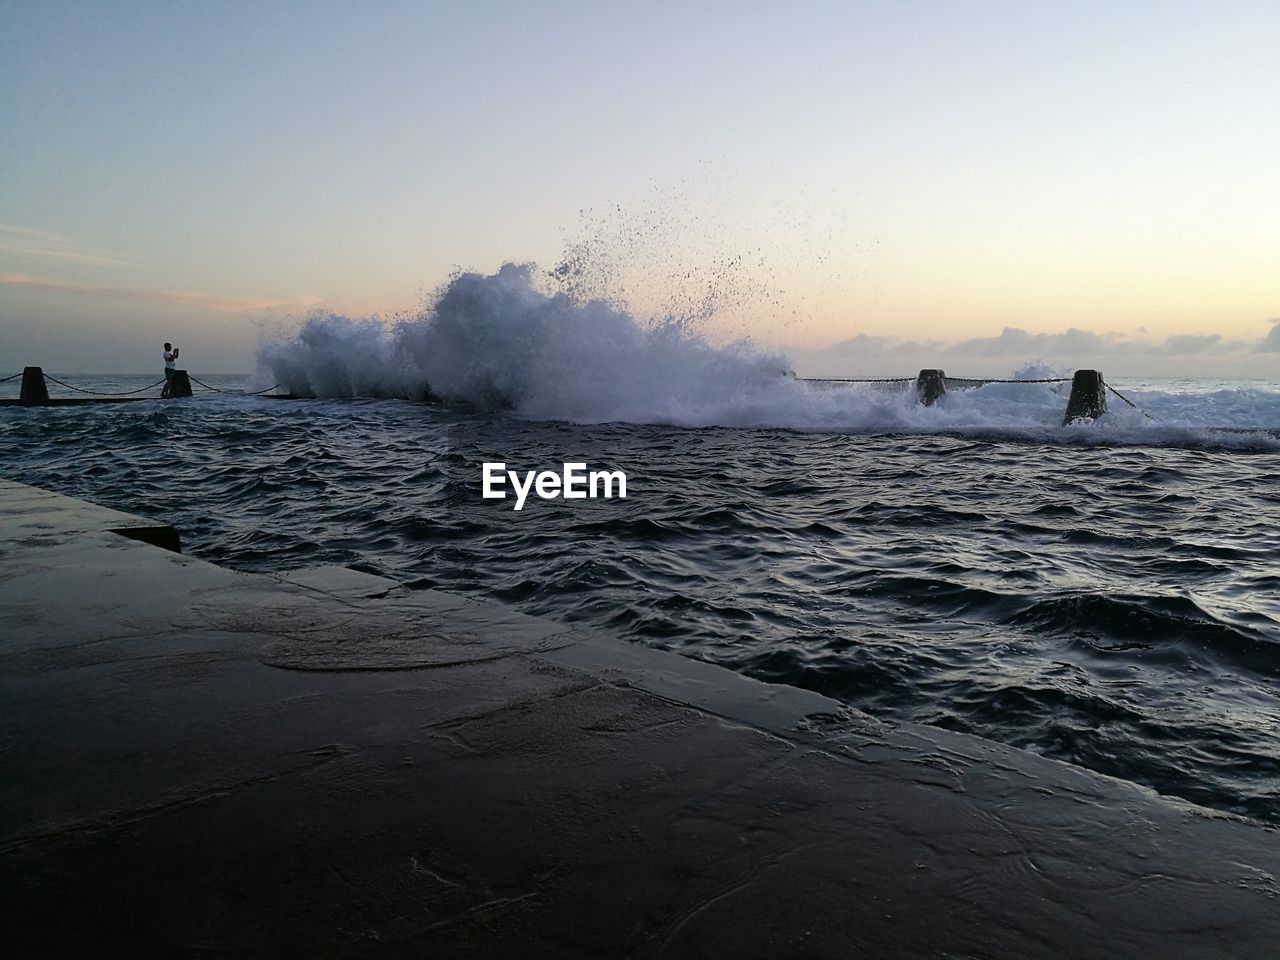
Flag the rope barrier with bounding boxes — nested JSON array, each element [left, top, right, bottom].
[[189, 375, 282, 396], [801, 376, 1070, 386], [800, 377, 912, 384], [945, 377, 1070, 385], [42, 374, 168, 396], [24, 373, 283, 398], [11, 371, 1150, 421], [188, 376, 237, 394], [1106, 383, 1154, 420]]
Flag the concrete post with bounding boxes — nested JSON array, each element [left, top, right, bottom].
[[20, 366, 49, 403], [1063, 370, 1107, 424], [169, 370, 193, 398], [915, 369, 947, 406]]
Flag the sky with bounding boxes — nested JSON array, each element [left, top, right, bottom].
[[1, 0, 1278, 376]]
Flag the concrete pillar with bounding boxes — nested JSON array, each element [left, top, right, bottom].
[[1063, 370, 1107, 424], [915, 369, 947, 406], [20, 366, 49, 403], [169, 370, 193, 398]]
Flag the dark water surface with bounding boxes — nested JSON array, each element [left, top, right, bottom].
[[4, 382, 1279, 824]]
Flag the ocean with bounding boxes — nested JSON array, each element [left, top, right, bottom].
[[4, 268, 1279, 826]]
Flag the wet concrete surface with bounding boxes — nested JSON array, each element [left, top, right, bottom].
[[2, 479, 1278, 958]]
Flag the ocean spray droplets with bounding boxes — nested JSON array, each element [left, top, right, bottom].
[[257, 173, 879, 420], [259, 263, 792, 422], [257, 264, 1280, 443]]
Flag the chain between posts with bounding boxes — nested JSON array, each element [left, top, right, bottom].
[[21, 373, 283, 398], [800, 376, 1071, 385], [18, 370, 1156, 418], [42, 375, 168, 396], [800, 377, 913, 384], [189, 375, 282, 396], [800, 373, 1158, 421], [1105, 383, 1154, 419]]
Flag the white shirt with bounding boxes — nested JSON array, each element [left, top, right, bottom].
[[164, 350, 177, 369]]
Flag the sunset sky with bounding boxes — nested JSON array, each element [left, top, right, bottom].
[[2, 0, 1278, 376]]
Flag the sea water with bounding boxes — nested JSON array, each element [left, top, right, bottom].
[[3, 265, 1278, 824]]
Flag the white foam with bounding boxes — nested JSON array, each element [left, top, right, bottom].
[[258, 264, 1280, 448]]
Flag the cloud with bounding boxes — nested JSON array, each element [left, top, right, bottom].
[[0, 225, 68, 242], [1162, 335, 1249, 358], [808, 324, 1277, 370], [1161, 334, 1220, 355], [0, 223, 137, 269], [944, 326, 1123, 357], [0, 272, 323, 314], [821, 333, 933, 358]]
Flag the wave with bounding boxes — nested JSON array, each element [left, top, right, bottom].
[[258, 263, 1280, 446]]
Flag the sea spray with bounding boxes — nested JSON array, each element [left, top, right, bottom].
[[260, 262, 794, 422], [257, 314, 429, 399], [258, 265, 1280, 440]]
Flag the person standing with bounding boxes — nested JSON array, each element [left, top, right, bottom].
[[161, 342, 179, 398]]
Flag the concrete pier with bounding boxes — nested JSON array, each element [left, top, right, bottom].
[[3, 479, 1279, 958]]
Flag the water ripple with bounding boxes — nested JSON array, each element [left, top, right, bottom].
[[3, 392, 1279, 824]]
